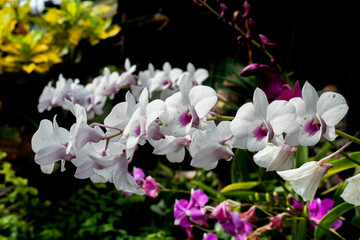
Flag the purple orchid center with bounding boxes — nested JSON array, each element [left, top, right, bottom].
[[162, 79, 171, 87], [135, 124, 141, 137], [179, 109, 192, 126], [253, 123, 268, 141], [304, 117, 321, 135]]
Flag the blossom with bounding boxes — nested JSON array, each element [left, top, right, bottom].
[[133, 167, 145, 185], [340, 172, 360, 206], [230, 87, 296, 152], [103, 91, 137, 138], [186, 62, 209, 85], [142, 176, 159, 198], [31, 116, 75, 174], [64, 100, 105, 153], [277, 80, 302, 101], [91, 149, 145, 195], [268, 214, 284, 232], [174, 189, 209, 239], [277, 161, 332, 202], [149, 62, 182, 94], [203, 233, 218, 240], [210, 202, 253, 240], [285, 81, 348, 146], [160, 73, 217, 137], [150, 135, 191, 163], [288, 196, 303, 211], [253, 143, 297, 171], [308, 198, 342, 230], [190, 121, 234, 170]]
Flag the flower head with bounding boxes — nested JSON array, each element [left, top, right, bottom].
[[308, 198, 342, 230], [285, 81, 348, 146], [277, 161, 332, 202], [142, 176, 158, 198]]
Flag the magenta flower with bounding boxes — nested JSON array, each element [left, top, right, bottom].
[[308, 198, 342, 230], [277, 80, 302, 101], [174, 189, 209, 238], [258, 34, 277, 50], [240, 64, 302, 101], [289, 196, 303, 211], [142, 176, 158, 198], [133, 167, 145, 185], [210, 202, 253, 239], [203, 233, 218, 240], [269, 214, 284, 232]]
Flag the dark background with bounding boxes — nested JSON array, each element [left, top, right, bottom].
[[1, 0, 359, 134]]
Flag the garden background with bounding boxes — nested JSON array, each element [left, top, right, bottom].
[[1, 0, 360, 239]]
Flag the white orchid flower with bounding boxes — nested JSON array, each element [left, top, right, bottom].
[[230, 87, 296, 152], [285, 81, 348, 146]]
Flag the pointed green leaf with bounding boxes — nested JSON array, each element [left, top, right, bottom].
[[231, 148, 250, 182], [295, 145, 308, 168], [220, 190, 265, 201], [291, 217, 307, 240], [221, 182, 260, 192], [314, 202, 354, 240], [322, 152, 360, 180]]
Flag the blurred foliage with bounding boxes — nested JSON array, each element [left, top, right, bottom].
[[0, 153, 225, 239], [0, 0, 120, 74], [0, 158, 180, 239]]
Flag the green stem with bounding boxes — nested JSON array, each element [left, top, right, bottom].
[[206, 116, 235, 121], [104, 131, 123, 140], [335, 130, 360, 144], [327, 141, 360, 165]]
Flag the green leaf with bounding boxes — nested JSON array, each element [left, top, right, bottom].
[[231, 149, 250, 182], [0, 152, 6, 160], [66, 1, 77, 17], [220, 190, 265, 201], [314, 202, 354, 240], [291, 217, 307, 240], [295, 145, 308, 168], [322, 152, 360, 180], [221, 182, 260, 192]]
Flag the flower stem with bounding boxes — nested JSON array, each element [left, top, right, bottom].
[[335, 130, 360, 144], [195, 0, 292, 84], [104, 131, 123, 140], [318, 141, 352, 165], [206, 116, 235, 121]]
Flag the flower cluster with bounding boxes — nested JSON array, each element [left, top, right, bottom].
[[38, 59, 208, 120], [173, 189, 255, 239], [32, 58, 351, 204]]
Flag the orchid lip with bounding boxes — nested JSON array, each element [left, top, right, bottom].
[[179, 109, 192, 126], [304, 117, 321, 135], [253, 123, 268, 141]]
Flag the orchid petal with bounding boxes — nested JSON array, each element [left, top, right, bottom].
[[189, 85, 217, 119], [317, 92, 348, 127]]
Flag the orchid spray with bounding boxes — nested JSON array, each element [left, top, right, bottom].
[[30, 0, 360, 239]]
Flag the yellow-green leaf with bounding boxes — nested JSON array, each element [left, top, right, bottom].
[[66, 1, 77, 17], [22, 63, 36, 73], [221, 181, 260, 192], [322, 152, 360, 180], [69, 26, 83, 46], [314, 202, 354, 240]]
